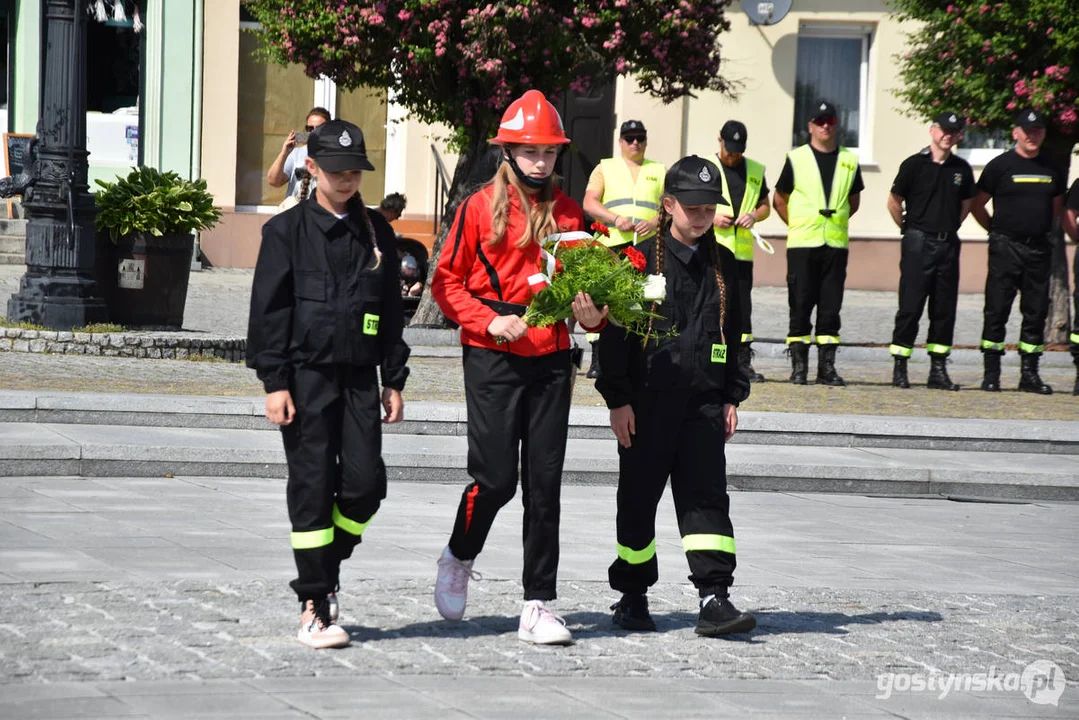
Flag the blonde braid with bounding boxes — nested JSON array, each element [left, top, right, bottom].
[[709, 239, 728, 344]]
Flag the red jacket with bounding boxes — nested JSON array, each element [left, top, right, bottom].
[[432, 184, 586, 355]]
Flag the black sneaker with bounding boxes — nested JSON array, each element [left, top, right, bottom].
[[610, 594, 656, 632], [695, 597, 755, 637]]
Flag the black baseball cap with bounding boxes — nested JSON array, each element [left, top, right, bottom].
[[933, 111, 965, 132], [1015, 108, 1046, 129], [808, 100, 838, 124], [620, 120, 647, 137], [308, 119, 376, 172], [664, 155, 729, 206], [720, 120, 748, 153]]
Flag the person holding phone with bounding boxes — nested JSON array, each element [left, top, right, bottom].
[[268, 107, 332, 200]]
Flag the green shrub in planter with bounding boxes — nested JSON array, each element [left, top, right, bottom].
[[94, 166, 222, 241]]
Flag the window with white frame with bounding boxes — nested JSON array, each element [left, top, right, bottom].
[[792, 25, 873, 156], [955, 128, 1010, 166]]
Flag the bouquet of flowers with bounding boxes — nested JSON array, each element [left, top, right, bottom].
[[523, 223, 667, 337]]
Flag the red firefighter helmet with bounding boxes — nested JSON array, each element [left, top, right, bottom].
[[490, 90, 571, 146]]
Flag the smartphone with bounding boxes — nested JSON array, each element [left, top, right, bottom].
[[293, 131, 311, 145]]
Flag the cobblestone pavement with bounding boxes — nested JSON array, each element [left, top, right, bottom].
[[0, 479, 1076, 694], [2, 350, 1077, 420], [0, 265, 1033, 345]]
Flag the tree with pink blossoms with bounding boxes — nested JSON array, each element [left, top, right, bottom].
[[891, 0, 1079, 344], [246, 0, 737, 326]]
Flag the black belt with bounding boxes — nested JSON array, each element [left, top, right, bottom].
[[907, 228, 955, 242], [994, 232, 1049, 246], [477, 297, 528, 316]]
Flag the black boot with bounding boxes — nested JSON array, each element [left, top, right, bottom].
[[695, 596, 756, 637], [981, 351, 1002, 392], [816, 345, 845, 386], [788, 343, 808, 385], [586, 341, 600, 379], [738, 344, 765, 383], [610, 593, 656, 632], [927, 354, 960, 391], [891, 356, 910, 389], [1018, 353, 1053, 395]]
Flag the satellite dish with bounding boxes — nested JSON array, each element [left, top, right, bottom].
[[741, 0, 793, 25]]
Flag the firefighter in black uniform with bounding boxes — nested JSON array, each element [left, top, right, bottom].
[[970, 108, 1066, 394], [886, 111, 976, 390], [1063, 178, 1079, 395], [247, 120, 411, 649], [597, 156, 755, 638]]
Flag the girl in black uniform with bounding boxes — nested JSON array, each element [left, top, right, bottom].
[[247, 120, 410, 649], [596, 155, 755, 637]]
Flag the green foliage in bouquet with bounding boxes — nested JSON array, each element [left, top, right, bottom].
[[524, 242, 663, 338], [94, 167, 222, 243]]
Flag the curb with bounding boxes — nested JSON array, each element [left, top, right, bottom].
[[2, 391, 1077, 454]]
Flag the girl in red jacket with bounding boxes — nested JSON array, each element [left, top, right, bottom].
[[430, 90, 607, 645]]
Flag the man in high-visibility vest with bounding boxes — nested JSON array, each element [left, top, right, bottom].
[[711, 120, 772, 383], [582, 120, 666, 378], [773, 101, 864, 387]]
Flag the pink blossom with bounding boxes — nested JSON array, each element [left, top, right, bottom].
[[979, 4, 989, 13]]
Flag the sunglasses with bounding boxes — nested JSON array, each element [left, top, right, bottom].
[[305, 125, 316, 132], [623, 135, 647, 144], [811, 117, 837, 128]]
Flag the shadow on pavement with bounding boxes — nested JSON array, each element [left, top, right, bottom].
[[343, 615, 516, 642]]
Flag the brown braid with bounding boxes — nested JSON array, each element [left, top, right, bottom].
[[354, 192, 382, 269], [644, 200, 672, 343], [298, 173, 312, 201], [708, 239, 728, 345]]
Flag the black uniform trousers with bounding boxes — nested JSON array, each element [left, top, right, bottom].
[[1071, 247, 1079, 355], [891, 229, 960, 353], [981, 233, 1052, 352], [608, 389, 737, 599], [736, 260, 754, 339], [282, 364, 387, 602], [786, 245, 848, 341], [449, 346, 573, 601]]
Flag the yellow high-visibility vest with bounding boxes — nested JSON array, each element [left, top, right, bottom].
[[785, 145, 858, 249], [715, 156, 765, 261], [599, 158, 665, 246]]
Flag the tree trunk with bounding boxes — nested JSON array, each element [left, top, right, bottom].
[[409, 132, 500, 328], [1042, 135, 1075, 347]]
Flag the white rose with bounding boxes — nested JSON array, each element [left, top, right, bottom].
[[643, 274, 666, 301]]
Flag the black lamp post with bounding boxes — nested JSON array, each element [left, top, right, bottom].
[[3, 0, 107, 328]]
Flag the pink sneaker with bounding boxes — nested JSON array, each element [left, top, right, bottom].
[[434, 546, 480, 621], [518, 600, 573, 645], [297, 598, 350, 649]]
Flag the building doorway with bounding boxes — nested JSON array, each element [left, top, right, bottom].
[[556, 83, 615, 211]]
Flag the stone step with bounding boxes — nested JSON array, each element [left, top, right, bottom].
[[1, 391, 1076, 456], [0, 253, 23, 264], [0, 219, 27, 236], [1, 422, 1076, 500], [0, 235, 24, 254]]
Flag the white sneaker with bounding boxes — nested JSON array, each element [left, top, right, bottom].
[[297, 598, 350, 649], [435, 546, 480, 621], [518, 600, 573, 645]]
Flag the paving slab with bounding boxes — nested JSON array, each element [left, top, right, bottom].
[[0, 481, 1075, 718]]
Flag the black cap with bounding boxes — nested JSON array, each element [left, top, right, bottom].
[[808, 100, 838, 123], [664, 155, 729, 206], [933, 111, 965, 132], [720, 120, 748, 153], [1015, 108, 1046, 129], [308, 120, 376, 172], [620, 120, 646, 137]]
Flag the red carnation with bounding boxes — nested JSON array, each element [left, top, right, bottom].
[[622, 246, 647, 272], [591, 222, 610, 237]]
